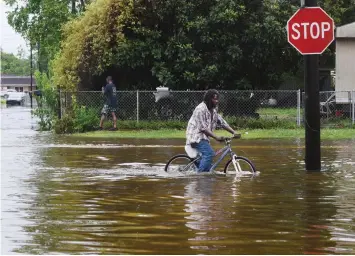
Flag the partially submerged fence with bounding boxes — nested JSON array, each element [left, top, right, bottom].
[[59, 90, 355, 128]]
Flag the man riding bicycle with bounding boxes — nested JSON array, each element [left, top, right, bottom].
[[186, 89, 240, 172]]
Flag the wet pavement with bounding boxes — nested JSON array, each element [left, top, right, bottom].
[[1, 106, 355, 254]]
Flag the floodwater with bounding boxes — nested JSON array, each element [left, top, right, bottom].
[[1, 106, 355, 255]]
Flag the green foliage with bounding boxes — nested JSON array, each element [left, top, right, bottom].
[[5, 0, 355, 90], [33, 106, 56, 131], [54, 106, 100, 134], [53, 112, 74, 134], [51, 0, 355, 91], [72, 106, 100, 133], [4, 0, 91, 72], [32, 70, 59, 130], [96, 117, 352, 131], [1, 50, 31, 75], [226, 116, 298, 129], [93, 117, 297, 131], [322, 116, 355, 129], [116, 120, 186, 130], [74, 128, 355, 140], [257, 108, 297, 119], [52, 0, 133, 90], [320, 0, 355, 25]]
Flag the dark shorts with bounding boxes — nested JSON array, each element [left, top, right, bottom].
[[101, 104, 117, 115]]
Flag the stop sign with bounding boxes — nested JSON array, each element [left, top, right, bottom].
[[287, 7, 334, 55]]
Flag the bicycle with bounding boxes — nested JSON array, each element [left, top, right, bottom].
[[164, 135, 256, 175]]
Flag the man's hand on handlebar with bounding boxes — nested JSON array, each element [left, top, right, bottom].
[[214, 133, 242, 142]]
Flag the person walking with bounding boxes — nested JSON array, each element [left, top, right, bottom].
[[99, 76, 118, 131]]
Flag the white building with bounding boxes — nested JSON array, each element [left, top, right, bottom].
[[335, 22, 355, 105], [0, 75, 37, 92]]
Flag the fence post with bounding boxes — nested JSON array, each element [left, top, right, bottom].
[[136, 90, 139, 123], [352, 91, 355, 125], [57, 87, 61, 119], [297, 89, 301, 126]]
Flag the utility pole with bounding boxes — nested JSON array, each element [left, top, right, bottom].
[[30, 43, 33, 109], [304, 0, 321, 171]]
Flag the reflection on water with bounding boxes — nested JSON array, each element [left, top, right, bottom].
[[1, 107, 355, 254]]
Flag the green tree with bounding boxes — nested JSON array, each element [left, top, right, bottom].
[[53, 0, 300, 90], [4, 0, 91, 72], [6, 0, 354, 90], [1, 49, 31, 75]]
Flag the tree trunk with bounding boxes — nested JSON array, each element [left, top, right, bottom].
[[72, 0, 76, 14], [80, 0, 86, 11]]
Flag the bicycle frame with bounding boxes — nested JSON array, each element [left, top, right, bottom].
[[180, 139, 242, 173], [209, 143, 236, 172], [183, 141, 238, 172]]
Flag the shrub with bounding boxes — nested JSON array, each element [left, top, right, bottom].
[[73, 106, 100, 133], [54, 112, 74, 134], [32, 71, 59, 131], [117, 120, 185, 130], [54, 106, 100, 134], [33, 107, 56, 131]]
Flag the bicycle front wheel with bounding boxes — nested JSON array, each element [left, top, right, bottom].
[[165, 154, 197, 173], [224, 156, 256, 175]]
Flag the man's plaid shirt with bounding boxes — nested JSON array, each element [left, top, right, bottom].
[[186, 102, 227, 145]]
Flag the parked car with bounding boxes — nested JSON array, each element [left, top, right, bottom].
[[1, 89, 17, 99], [0, 91, 7, 98], [6, 92, 26, 105]]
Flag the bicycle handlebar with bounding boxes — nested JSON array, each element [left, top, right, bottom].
[[219, 134, 241, 143], [232, 134, 242, 139]]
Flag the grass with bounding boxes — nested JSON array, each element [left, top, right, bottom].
[[73, 128, 355, 140], [60, 106, 353, 139], [257, 107, 297, 119]]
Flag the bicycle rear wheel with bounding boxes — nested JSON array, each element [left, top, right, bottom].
[[165, 154, 198, 173], [224, 156, 256, 175]]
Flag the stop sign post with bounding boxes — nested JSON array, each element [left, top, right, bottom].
[[287, 7, 335, 54], [287, 2, 334, 171]]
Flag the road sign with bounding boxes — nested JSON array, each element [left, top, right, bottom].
[[287, 7, 334, 55]]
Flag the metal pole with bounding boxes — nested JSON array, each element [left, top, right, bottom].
[[352, 91, 355, 125], [57, 87, 61, 119], [37, 42, 41, 72], [304, 0, 321, 171], [136, 90, 139, 123], [30, 43, 33, 108], [297, 89, 301, 126]]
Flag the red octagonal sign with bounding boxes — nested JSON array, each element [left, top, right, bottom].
[[287, 7, 335, 55]]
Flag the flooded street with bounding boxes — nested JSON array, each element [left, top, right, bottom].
[[1, 106, 355, 254]]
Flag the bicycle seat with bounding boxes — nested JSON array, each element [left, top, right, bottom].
[[185, 144, 199, 158]]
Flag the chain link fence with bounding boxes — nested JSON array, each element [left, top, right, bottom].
[[59, 90, 355, 127], [317, 91, 355, 128]]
